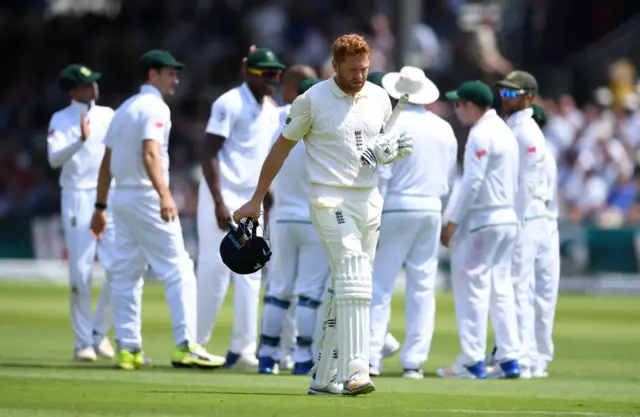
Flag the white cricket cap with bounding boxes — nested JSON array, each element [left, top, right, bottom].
[[381, 66, 440, 105]]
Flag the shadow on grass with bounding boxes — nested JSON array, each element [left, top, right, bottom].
[[141, 390, 306, 397]]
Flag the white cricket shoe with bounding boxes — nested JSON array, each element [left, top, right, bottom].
[[74, 346, 97, 362], [382, 334, 401, 358], [226, 354, 259, 371], [402, 369, 424, 379], [343, 371, 376, 396], [519, 365, 532, 379], [369, 364, 381, 376], [308, 375, 343, 396], [532, 367, 548, 378], [280, 354, 294, 371], [94, 338, 115, 359]]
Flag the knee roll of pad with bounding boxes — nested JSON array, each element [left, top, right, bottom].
[[334, 253, 373, 301]]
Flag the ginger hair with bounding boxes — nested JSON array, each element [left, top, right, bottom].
[[332, 34, 371, 63]]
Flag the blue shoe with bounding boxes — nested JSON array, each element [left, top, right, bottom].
[[258, 356, 279, 374], [292, 360, 314, 375], [464, 360, 488, 379], [500, 359, 521, 379], [224, 350, 258, 371]]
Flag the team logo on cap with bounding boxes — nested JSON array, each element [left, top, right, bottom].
[[80, 67, 92, 76], [506, 71, 517, 80]]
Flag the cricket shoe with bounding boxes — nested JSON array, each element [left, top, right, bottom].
[[280, 354, 294, 371], [369, 363, 381, 377], [403, 369, 424, 379], [531, 367, 548, 378], [343, 372, 376, 396], [93, 338, 115, 360], [436, 360, 488, 379], [382, 334, 401, 358], [258, 356, 279, 375], [487, 360, 522, 379], [308, 373, 343, 396], [224, 351, 259, 371], [171, 344, 225, 369], [74, 346, 97, 362], [117, 349, 152, 370], [292, 360, 314, 375]]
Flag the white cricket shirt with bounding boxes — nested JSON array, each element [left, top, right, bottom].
[[105, 85, 171, 189], [448, 110, 519, 230], [204, 82, 280, 202], [281, 77, 392, 197], [271, 104, 311, 221], [506, 108, 547, 221], [378, 105, 457, 212], [47, 100, 114, 189], [543, 143, 558, 220]]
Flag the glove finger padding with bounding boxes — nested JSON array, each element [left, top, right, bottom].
[[372, 131, 399, 164]]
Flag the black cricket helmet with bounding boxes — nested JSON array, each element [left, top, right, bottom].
[[220, 218, 271, 275]]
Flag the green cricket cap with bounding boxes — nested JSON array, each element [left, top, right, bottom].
[[496, 70, 538, 93], [445, 80, 494, 107], [530, 104, 548, 129], [58, 64, 102, 91], [298, 78, 322, 95], [139, 49, 184, 75], [367, 71, 386, 88], [246, 48, 285, 70]]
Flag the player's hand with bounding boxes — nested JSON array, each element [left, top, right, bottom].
[[80, 111, 90, 142], [233, 197, 262, 224], [215, 201, 232, 231], [90, 209, 107, 240], [395, 131, 413, 160], [440, 222, 457, 248], [160, 193, 178, 222]]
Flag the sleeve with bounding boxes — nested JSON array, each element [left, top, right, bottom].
[[514, 128, 539, 222], [545, 147, 557, 205], [205, 95, 237, 138], [47, 114, 83, 169], [441, 128, 459, 210], [448, 130, 491, 224], [141, 105, 170, 144], [281, 93, 313, 142]]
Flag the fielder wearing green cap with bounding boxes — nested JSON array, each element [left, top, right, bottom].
[[438, 79, 523, 380], [49, 62, 117, 363], [138, 49, 185, 98]]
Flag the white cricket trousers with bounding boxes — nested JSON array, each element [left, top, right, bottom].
[[260, 220, 330, 363], [61, 188, 114, 349], [309, 186, 383, 384], [109, 188, 197, 350], [534, 219, 560, 369], [450, 215, 520, 366], [196, 181, 261, 355], [370, 209, 441, 370], [511, 208, 548, 368]]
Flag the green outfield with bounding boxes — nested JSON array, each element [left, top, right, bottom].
[[0, 282, 639, 417]]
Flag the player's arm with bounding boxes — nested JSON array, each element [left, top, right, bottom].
[[96, 147, 112, 205], [441, 126, 459, 210], [47, 114, 87, 168], [514, 129, 539, 222], [249, 94, 312, 203], [447, 131, 490, 225]]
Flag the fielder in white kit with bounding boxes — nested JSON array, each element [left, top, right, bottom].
[[233, 34, 413, 395], [258, 74, 331, 376], [368, 66, 457, 379], [197, 48, 284, 370], [48, 64, 116, 361], [531, 104, 560, 378], [438, 81, 521, 379], [494, 71, 547, 379], [90, 50, 223, 370]]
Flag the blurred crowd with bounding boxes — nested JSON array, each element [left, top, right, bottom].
[[1, 0, 639, 228]]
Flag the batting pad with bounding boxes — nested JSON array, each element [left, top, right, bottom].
[[335, 254, 372, 382], [311, 288, 337, 386]]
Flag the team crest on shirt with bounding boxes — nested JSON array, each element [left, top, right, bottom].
[[475, 149, 486, 159], [527, 146, 536, 153], [48, 129, 55, 137], [155, 122, 164, 128]]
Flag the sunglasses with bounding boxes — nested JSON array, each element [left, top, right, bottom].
[[499, 88, 531, 99], [247, 68, 283, 79]]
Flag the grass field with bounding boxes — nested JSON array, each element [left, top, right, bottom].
[[0, 282, 639, 417]]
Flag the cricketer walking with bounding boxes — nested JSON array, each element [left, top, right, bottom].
[[438, 81, 521, 379], [233, 34, 413, 396], [90, 49, 223, 370], [48, 64, 116, 361]]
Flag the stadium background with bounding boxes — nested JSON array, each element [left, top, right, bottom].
[[1, 0, 640, 291]]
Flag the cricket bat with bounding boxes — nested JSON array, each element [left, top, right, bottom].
[[381, 93, 409, 133]]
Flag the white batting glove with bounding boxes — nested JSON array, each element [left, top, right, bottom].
[[361, 131, 399, 168], [395, 131, 413, 160]]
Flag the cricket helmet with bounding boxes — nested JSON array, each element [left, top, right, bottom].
[[219, 219, 271, 275]]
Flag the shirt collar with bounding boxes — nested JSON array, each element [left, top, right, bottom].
[[140, 84, 164, 101], [506, 107, 533, 127], [477, 109, 498, 124], [329, 76, 369, 99], [240, 82, 261, 107], [70, 99, 94, 112]]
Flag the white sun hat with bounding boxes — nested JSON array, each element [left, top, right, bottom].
[[381, 66, 440, 105]]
